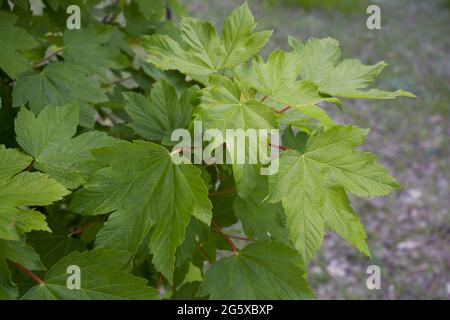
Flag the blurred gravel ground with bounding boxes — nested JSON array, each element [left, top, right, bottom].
[[182, 0, 449, 299]]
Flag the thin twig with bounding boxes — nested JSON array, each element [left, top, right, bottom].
[[15, 262, 44, 285], [211, 220, 238, 253], [33, 48, 64, 66], [270, 144, 291, 151], [156, 272, 163, 290], [278, 106, 291, 113], [260, 95, 268, 102], [197, 243, 212, 263]]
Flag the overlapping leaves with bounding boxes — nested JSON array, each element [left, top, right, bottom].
[[142, 3, 272, 80]]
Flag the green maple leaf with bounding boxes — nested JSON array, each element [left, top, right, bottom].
[[15, 104, 118, 189], [27, 218, 86, 268], [137, 0, 166, 20], [236, 50, 323, 105], [142, 3, 272, 80], [267, 125, 399, 265], [0, 12, 37, 79], [289, 37, 416, 99], [124, 80, 196, 143], [69, 140, 212, 282], [197, 74, 278, 197], [233, 176, 288, 243], [63, 25, 129, 76], [198, 74, 278, 131], [198, 241, 314, 299], [21, 249, 158, 300], [0, 145, 69, 241], [0, 239, 45, 299], [12, 62, 108, 127], [235, 49, 339, 126]]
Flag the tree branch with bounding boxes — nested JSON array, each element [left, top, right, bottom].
[[211, 220, 239, 253], [15, 262, 44, 285], [33, 48, 64, 66], [197, 243, 212, 263]]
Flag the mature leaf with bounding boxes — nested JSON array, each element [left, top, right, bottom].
[[22, 249, 158, 300], [0, 171, 69, 208], [15, 104, 118, 189], [267, 125, 399, 264], [198, 242, 314, 299], [233, 177, 288, 242], [289, 37, 415, 99], [0, 144, 69, 240], [70, 141, 212, 282], [0, 239, 45, 298], [27, 221, 86, 268], [124, 80, 195, 143], [63, 25, 128, 76], [12, 62, 107, 127], [0, 12, 37, 79]]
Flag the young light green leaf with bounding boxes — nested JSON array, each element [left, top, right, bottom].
[[143, 3, 271, 79], [219, 2, 272, 69], [290, 37, 415, 99], [268, 125, 399, 264], [198, 75, 278, 131]]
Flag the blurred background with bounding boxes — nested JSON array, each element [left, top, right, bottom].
[[182, 0, 450, 299]]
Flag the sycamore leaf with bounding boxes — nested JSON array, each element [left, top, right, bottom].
[[0, 145, 31, 180], [198, 242, 314, 299], [12, 62, 108, 127], [143, 3, 271, 79], [15, 104, 118, 189], [70, 141, 212, 282], [267, 125, 399, 264], [197, 75, 278, 197], [198, 75, 278, 131], [63, 25, 128, 76], [235, 50, 336, 126], [27, 219, 86, 268], [219, 2, 273, 69], [124, 80, 196, 143], [233, 176, 288, 243], [0, 238, 45, 299], [0, 12, 37, 79], [289, 37, 416, 99], [137, 0, 165, 20], [236, 50, 325, 105], [21, 249, 159, 300], [0, 145, 69, 241]]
